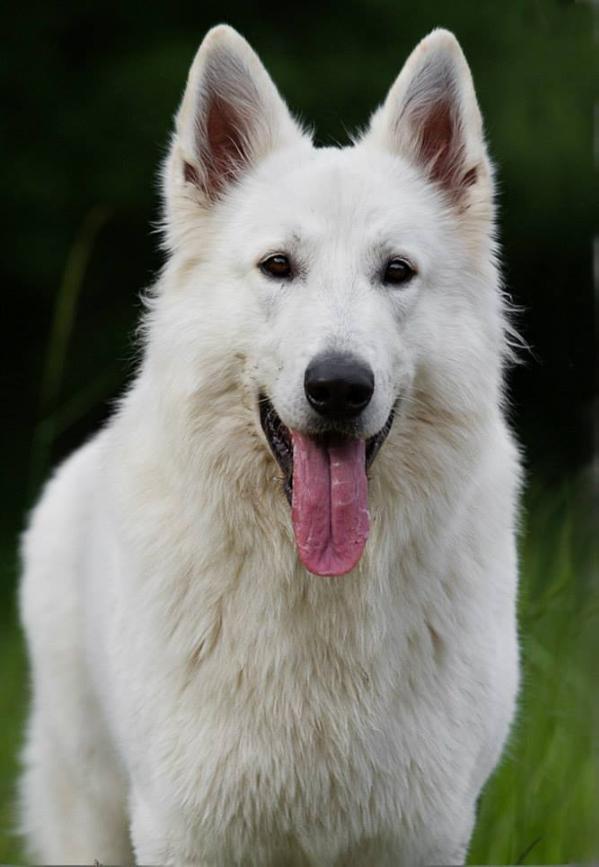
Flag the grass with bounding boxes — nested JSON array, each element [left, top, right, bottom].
[[469, 478, 598, 864], [0, 481, 596, 864], [28, 205, 112, 497], [470, 478, 599, 864], [0, 585, 27, 865]]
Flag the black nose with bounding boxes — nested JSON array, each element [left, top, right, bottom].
[[304, 354, 375, 419]]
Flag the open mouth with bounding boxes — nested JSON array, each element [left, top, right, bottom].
[[259, 395, 394, 578]]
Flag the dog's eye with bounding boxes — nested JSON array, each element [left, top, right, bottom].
[[260, 254, 293, 280], [383, 257, 416, 287]]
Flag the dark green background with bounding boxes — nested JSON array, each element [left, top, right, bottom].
[[1, 1, 596, 863]]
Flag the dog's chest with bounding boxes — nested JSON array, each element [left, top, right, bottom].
[[162, 591, 477, 850]]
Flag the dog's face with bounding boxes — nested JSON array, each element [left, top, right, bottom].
[[160, 26, 504, 576], [216, 147, 438, 441]]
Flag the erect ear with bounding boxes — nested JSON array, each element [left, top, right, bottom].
[[365, 29, 492, 209], [172, 25, 304, 202]]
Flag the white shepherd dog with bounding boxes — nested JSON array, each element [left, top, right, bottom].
[[19, 24, 521, 866]]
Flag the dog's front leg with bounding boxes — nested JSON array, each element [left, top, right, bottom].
[[129, 788, 226, 867], [129, 788, 175, 865], [423, 835, 470, 867]]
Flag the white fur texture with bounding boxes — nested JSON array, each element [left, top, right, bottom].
[[19, 25, 521, 866]]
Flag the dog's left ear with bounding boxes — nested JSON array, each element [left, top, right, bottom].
[[365, 29, 492, 213]]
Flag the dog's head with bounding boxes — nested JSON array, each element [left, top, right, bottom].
[[157, 26, 508, 577]]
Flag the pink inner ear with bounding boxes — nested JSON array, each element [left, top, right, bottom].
[[417, 99, 465, 197], [198, 95, 250, 197]]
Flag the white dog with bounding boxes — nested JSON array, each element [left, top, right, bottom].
[[19, 24, 521, 866]]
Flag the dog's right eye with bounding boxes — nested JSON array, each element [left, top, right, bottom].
[[383, 257, 416, 287], [259, 254, 293, 280]]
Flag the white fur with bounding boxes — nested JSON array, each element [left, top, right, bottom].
[[19, 25, 521, 866]]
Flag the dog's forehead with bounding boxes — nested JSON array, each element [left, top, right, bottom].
[[224, 145, 443, 251]]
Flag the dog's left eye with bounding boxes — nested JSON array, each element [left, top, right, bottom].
[[383, 257, 416, 287], [260, 254, 293, 280]]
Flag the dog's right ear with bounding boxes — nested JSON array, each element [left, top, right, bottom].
[[164, 25, 305, 230]]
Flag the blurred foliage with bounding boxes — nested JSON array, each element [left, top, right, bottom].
[[469, 479, 598, 864]]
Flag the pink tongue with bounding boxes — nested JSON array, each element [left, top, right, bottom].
[[291, 431, 369, 577]]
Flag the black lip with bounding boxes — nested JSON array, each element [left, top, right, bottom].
[[259, 396, 293, 503], [259, 394, 394, 504]]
